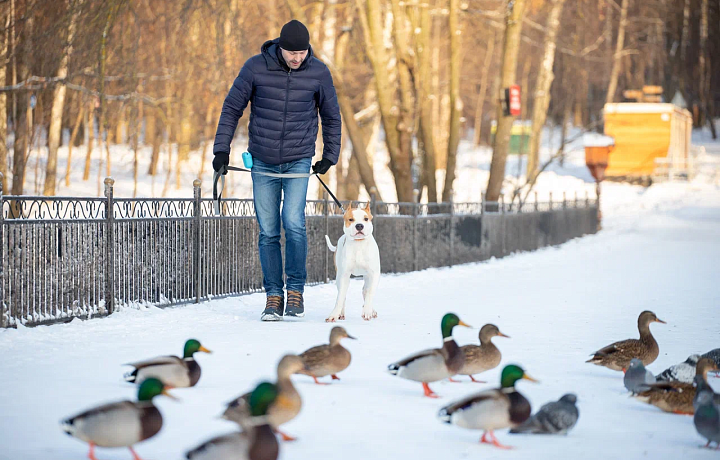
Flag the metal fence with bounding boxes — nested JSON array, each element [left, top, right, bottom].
[[0, 176, 598, 327]]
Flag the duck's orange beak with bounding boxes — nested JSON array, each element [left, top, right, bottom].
[[458, 320, 472, 328], [161, 389, 180, 401], [497, 331, 511, 338], [654, 318, 666, 324], [199, 346, 212, 354], [522, 374, 539, 383]]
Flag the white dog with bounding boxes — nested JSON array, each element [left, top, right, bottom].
[[324, 202, 381, 322]]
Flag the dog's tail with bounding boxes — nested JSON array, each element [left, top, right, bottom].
[[324, 235, 337, 252]]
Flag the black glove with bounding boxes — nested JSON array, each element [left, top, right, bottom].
[[213, 152, 230, 174], [312, 158, 333, 175]]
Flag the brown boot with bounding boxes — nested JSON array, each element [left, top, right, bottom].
[[285, 291, 305, 318], [261, 295, 284, 321]]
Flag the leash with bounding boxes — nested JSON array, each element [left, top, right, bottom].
[[212, 164, 345, 215]]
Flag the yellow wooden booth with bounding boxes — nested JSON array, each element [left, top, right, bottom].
[[602, 103, 692, 180]]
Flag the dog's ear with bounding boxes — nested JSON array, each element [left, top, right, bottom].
[[364, 202, 373, 220], [344, 202, 354, 227]]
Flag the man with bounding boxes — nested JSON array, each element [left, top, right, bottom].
[[212, 20, 341, 321]]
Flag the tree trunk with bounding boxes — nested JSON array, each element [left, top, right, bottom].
[[65, 101, 84, 187], [44, 0, 77, 196], [82, 100, 94, 181], [0, 11, 8, 183], [146, 109, 161, 175], [417, 3, 437, 202], [699, 0, 716, 139], [442, 0, 462, 202], [355, 0, 413, 202], [10, 12, 31, 197], [473, 31, 495, 147], [606, 0, 628, 104], [526, 0, 566, 181], [486, 0, 528, 203]]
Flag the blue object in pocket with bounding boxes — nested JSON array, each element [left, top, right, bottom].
[[242, 151, 253, 169]]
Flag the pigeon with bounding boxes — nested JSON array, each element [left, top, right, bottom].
[[625, 358, 656, 394], [693, 390, 720, 449], [693, 374, 720, 411], [702, 348, 720, 368], [509, 394, 579, 435], [655, 354, 700, 383]]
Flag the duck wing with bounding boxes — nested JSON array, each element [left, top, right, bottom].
[[438, 389, 510, 430], [125, 355, 185, 369], [388, 348, 449, 382], [61, 400, 147, 448], [185, 431, 250, 460]]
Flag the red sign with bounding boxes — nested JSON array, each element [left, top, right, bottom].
[[503, 85, 522, 116]]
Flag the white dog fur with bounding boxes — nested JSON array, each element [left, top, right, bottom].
[[324, 203, 381, 322]]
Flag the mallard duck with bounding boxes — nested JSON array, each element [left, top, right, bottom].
[[124, 339, 212, 388], [438, 364, 537, 449], [186, 382, 280, 460], [634, 358, 718, 415], [298, 326, 356, 385], [453, 324, 509, 383], [61, 378, 176, 460], [509, 393, 579, 435], [223, 354, 305, 441], [387, 313, 471, 398], [586, 311, 665, 371]]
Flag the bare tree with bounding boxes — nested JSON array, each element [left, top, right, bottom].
[[526, 0, 567, 181], [606, 0, 628, 104], [442, 0, 462, 202], [416, 2, 437, 202], [473, 30, 495, 147], [486, 0, 528, 203]]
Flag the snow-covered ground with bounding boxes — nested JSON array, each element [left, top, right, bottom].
[[1, 132, 720, 459]]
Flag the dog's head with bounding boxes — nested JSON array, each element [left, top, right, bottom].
[[343, 202, 373, 240]]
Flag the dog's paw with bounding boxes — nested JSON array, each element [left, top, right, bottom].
[[325, 316, 339, 323], [361, 310, 377, 321], [339, 315, 345, 320]]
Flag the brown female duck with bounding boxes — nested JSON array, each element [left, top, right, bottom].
[[298, 326, 356, 385], [222, 354, 305, 441], [452, 324, 509, 383], [587, 311, 665, 372], [634, 358, 718, 415]]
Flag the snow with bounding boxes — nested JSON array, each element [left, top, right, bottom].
[[2, 129, 720, 459]]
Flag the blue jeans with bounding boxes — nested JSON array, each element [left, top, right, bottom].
[[252, 157, 311, 296]]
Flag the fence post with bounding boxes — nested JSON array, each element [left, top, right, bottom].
[[585, 190, 589, 207], [324, 191, 329, 283], [534, 191, 538, 211], [480, 192, 485, 216], [449, 195, 455, 267], [104, 177, 115, 315], [549, 191, 553, 210], [0, 173, 4, 328], [500, 194, 506, 255], [413, 189, 419, 272], [193, 179, 202, 304], [574, 191, 578, 208], [563, 191, 567, 209]]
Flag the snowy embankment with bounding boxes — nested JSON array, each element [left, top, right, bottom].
[[1, 142, 720, 459]]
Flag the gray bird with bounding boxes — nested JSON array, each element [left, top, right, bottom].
[[624, 358, 656, 394], [509, 394, 579, 435], [693, 390, 720, 449], [693, 374, 720, 411], [702, 348, 720, 368], [655, 354, 700, 383]]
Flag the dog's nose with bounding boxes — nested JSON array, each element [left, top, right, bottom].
[[355, 223, 364, 231]]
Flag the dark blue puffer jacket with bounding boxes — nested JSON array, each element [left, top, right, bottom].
[[213, 39, 341, 165]]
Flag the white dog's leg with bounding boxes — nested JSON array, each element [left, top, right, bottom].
[[326, 272, 351, 322], [361, 272, 380, 321]]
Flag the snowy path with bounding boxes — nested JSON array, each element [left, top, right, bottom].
[[1, 182, 719, 460]]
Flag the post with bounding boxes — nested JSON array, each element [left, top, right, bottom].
[[585, 190, 589, 207], [449, 195, 455, 266], [413, 189, 419, 272], [324, 191, 329, 282], [499, 194, 506, 255], [562, 191, 567, 209], [534, 191, 538, 211], [369, 186, 377, 215], [104, 177, 115, 315], [193, 179, 202, 303], [574, 191, 578, 208], [480, 192, 485, 216], [0, 173, 4, 328], [549, 191, 553, 210]]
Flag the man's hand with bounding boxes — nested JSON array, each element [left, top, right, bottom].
[[213, 152, 230, 174], [312, 158, 333, 175]]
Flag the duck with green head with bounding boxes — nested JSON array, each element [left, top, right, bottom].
[[124, 339, 212, 388], [438, 365, 537, 449], [61, 378, 177, 460], [186, 382, 280, 460], [387, 313, 471, 398]]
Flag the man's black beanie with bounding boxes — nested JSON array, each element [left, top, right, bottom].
[[279, 20, 310, 51]]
